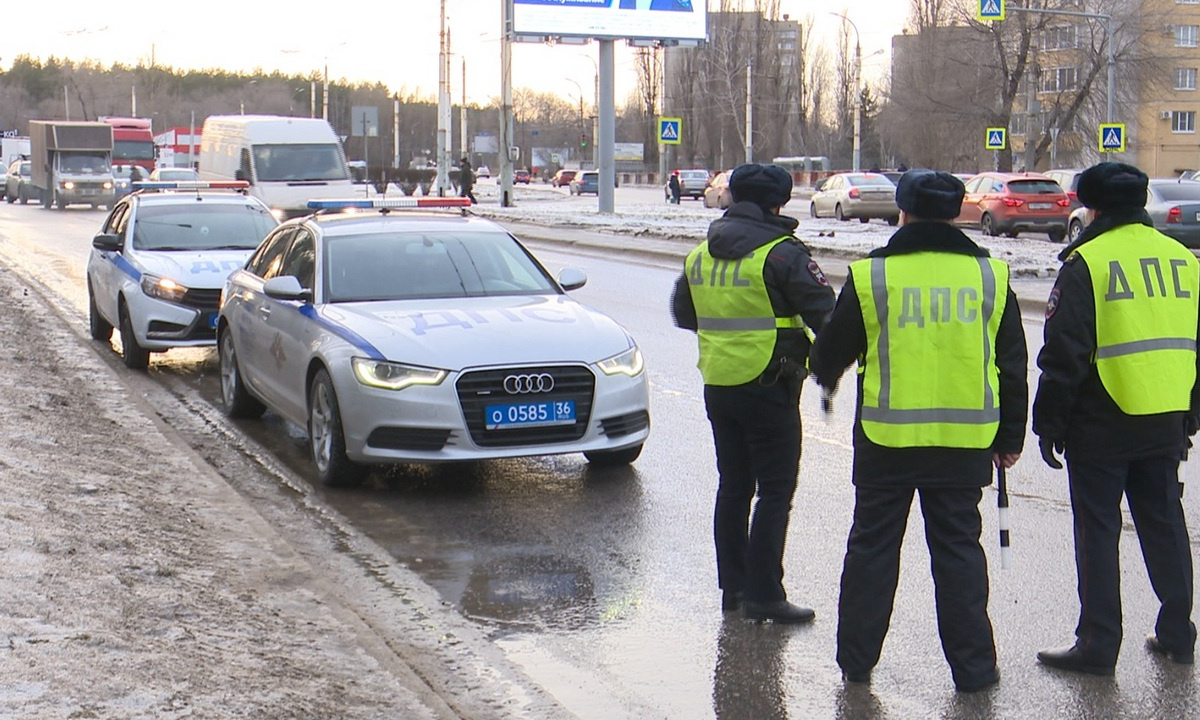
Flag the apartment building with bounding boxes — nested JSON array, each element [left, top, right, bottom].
[[1136, 0, 1200, 175]]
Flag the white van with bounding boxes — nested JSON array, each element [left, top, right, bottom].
[[198, 115, 354, 217]]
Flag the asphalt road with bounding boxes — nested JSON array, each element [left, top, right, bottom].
[[0, 198, 1196, 719]]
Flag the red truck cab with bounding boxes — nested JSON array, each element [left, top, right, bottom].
[[100, 117, 155, 173]]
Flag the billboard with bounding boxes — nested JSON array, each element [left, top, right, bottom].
[[513, 0, 706, 42]]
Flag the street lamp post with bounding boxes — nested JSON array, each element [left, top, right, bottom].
[[578, 53, 599, 169], [832, 13, 862, 172]]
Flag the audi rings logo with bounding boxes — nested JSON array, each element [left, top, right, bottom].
[[503, 373, 554, 394]]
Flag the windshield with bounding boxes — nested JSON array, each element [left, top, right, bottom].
[[113, 140, 156, 161], [1007, 180, 1063, 194], [18, 162, 30, 177], [131, 202, 277, 251], [1153, 184, 1200, 202], [59, 153, 109, 174], [155, 169, 199, 181], [325, 230, 558, 302], [252, 144, 349, 182]]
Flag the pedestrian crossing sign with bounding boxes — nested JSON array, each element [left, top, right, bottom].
[[658, 117, 682, 145], [977, 0, 1004, 21], [1098, 123, 1126, 153], [985, 127, 1007, 151]]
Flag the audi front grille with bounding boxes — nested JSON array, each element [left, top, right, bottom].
[[456, 365, 595, 447]]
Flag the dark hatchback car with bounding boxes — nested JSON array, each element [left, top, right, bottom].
[[514, 169, 531, 184]]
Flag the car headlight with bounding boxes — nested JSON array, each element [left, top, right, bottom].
[[103, 180, 114, 190], [597, 346, 644, 377], [141, 273, 189, 303], [352, 358, 447, 391], [61, 181, 75, 190]]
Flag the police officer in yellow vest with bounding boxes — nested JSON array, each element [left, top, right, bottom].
[[1034, 162, 1200, 675], [809, 170, 1028, 692], [671, 163, 835, 623]]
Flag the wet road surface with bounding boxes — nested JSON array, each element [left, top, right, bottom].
[[2, 202, 1198, 718]]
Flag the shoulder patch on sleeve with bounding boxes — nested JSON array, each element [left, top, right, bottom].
[[807, 259, 829, 286], [1045, 287, 1061, 319]]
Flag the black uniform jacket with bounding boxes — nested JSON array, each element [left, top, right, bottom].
[[1033, 210, 1200, 460], [671, 201, 836, 376], [808, 221, 1029, 488]]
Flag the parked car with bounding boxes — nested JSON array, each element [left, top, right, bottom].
[[4, 159, 34, 204], [149, 167, 201, 182], [954, 172, 1071, 242], [569, 171, 599, 196], [514, 169, 531, 184], [880, 170, 905, 185], [703, 170, 733, 209], [552, 169, 577, 187], [809, 172, 900, 224], [86, 181, 279, 369], [1067, 178, 1200, 248], [665, 169, 710, 201], [216, 197, 650, 486], [476, 165, 491, 179], [1043, 168, 1087, 211]]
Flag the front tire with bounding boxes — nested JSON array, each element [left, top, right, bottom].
[[859, 216, 870, 224], [87, 284, 112, 342], [219, 328, 265, 419], [118, 305, 150, 370], [809, 201, 818, 218], [887, 216, 899, 226], [1048, 228, 1066, 243], [585, 444, 643, 466], [835, 204, 848, 221], [309, 369, 364, 487]]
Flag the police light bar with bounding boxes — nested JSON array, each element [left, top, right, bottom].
[[132, 181, 250, 190], [306, 197, 472, 210]]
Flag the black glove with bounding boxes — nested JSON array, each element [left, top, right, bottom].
[[1039, 437, 1064, 470], [1186, 414, 1200, 437]]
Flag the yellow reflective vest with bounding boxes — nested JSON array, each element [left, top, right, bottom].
[[686, 238, 806, 386], [1073, 224, 1199, 415], [852, 253, 1008, 448]]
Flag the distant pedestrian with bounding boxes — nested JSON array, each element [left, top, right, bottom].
[[1034, 162, 1199, 676], [671, 163, 835, 623], [668, 170, 682, 204], [458, 157, 477, 204], [810, 169, 1028, 692]]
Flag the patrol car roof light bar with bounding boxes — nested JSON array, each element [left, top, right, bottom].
[[132, 180, 250, 193], [306, 197, 472, 216]]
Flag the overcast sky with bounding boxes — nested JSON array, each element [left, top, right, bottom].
[[5, 1, 908, 107]]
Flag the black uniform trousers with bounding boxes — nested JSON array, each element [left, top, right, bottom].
[[837, 485, 996, 687], [1065, 451, 1195, 663], [704, 380, 801, 604]]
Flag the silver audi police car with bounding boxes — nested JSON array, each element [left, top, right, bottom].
[[217, 197, 650, 486], [87, 181, 279, 369]]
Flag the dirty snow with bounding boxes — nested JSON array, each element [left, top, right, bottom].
[[454, 179, 1067, 278]]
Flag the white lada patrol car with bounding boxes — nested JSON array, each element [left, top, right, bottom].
[[87, 181, 279, 369], [217, 197, 650, 486]]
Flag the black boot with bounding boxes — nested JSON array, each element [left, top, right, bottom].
[[1036, 644, 1115, 676], [742, 600, 815, 624]]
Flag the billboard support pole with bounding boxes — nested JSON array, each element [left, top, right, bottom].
[[500, 0, 515, 207], [598, 39, 615, 214]]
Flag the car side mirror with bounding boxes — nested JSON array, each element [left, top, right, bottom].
[[234, 169, 252, 185], [92, 233, 122, 251], [558, 268, 587, 291], [263, 276, 312, 302]]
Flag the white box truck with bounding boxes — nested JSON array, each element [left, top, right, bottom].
[[198, 115, 354, 217], [2, 136, 31, 166]]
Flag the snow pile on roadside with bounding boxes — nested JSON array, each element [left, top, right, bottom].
[[467, 182, 1066, 277]]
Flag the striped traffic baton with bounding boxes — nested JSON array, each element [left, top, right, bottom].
[[997, 464, 1012, 569]]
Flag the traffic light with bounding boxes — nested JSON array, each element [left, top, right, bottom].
[[580, 132, 588, 150]]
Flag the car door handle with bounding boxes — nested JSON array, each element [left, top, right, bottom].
[[258, 306, 271, 320]]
